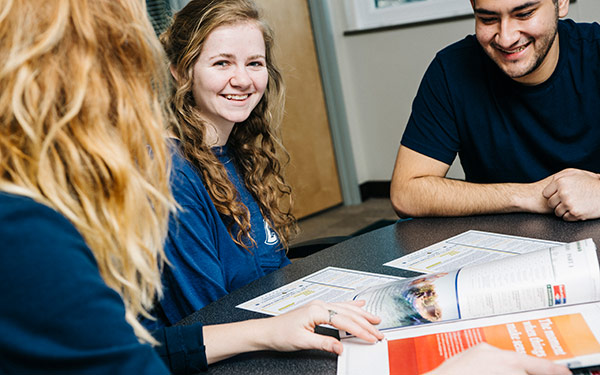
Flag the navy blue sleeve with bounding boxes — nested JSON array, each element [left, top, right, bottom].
[[152, 324, 208, 373], [0, 194, 169, 375], [401, 55, 461, 165]]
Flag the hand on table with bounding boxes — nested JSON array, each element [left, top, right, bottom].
[[263, 300, 383, 355], [427, 343, 571, 375], [519, 175, 555, 214], [542, 168, 600, 221]]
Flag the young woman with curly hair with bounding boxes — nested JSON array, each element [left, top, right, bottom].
[[153, 0, 299, 325]]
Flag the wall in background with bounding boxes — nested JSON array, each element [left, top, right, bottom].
[[324, 0, 600, 184]]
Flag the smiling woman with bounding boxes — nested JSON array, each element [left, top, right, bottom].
[[187, 22, 268, 145], [150, 0, 299, 327]]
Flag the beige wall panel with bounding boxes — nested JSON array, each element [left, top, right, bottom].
[[256, 0, 343, 218]]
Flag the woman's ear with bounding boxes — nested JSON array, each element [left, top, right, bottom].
[[169, 64, 179, 82]]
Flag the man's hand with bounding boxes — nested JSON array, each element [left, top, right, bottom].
[[425, 343, 571, 375], [542, 168, 600, 221]]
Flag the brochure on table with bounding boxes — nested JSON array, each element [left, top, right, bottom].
[[236, 267, 402, 315], [235, 230, 600, 374], [384, 230, 564, 274], [354, 238, 600, 331], [338, 238, 600, 375], [338, 301, 600, 375]]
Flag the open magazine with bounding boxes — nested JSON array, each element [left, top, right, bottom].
[[353, 238, 600, 330], [339, 239, 600, 374]]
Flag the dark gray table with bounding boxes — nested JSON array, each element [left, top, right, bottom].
[[178, 213, 600, 374]]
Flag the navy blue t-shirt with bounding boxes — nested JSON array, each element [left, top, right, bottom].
[[401, 19, 600, 183], [155, 144, 290, 326], [0, 192, 207, 374]]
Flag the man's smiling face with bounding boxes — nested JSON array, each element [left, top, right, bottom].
[[472, 0, 569, 85]]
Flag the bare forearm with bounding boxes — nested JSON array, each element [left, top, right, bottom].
[[391, 175, 547, 217], [203, 318, 271, 364]]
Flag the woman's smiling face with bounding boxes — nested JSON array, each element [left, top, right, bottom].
[[191, 21, 268, 141]]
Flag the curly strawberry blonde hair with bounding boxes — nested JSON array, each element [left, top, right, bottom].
[[161, 0, 297, 249]]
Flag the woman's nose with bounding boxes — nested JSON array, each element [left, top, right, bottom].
[[230, 66, 252, 88]]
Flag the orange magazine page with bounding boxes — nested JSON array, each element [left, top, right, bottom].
[[388, 313, 599, 374], [338, 302, 600, 375]]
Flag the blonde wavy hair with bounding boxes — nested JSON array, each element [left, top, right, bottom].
[[162, 0, 297, 250], [0, 0, 175, 343]]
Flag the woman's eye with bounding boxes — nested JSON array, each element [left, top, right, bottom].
[[248, 61, 265, 67], [214, 61, 229, 67]]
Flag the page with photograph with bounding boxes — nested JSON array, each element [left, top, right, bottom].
[[353, 239, 600, 330], [352, 270, 460, 330]]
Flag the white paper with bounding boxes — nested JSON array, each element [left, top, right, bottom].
[[456, 239, 600, 318], [236, 266, 403, 315], [384, 230, 564, 273]]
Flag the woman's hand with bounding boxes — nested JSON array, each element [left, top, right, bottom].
[[262, 300, 384, 355], [204, 299, 382, 364], [426, 343, 572, 375]]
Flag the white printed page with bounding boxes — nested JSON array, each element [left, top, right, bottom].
[[385, 230, 564, 273], [456, 239, 600, 318], [236, 267, 401, 315]]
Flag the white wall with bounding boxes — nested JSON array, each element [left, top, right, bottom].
[[325, 0, 600, 183]]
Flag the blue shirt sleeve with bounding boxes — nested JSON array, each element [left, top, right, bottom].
[[152, 324, 208, 374]]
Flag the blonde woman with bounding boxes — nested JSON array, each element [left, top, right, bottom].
[[0, 0, 383, 373]]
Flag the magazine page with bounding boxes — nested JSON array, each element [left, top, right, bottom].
[[384, 230, 564, 273], [353, 239, 600, 330], [456, 238, 600, 319], [236, 267, 402, 315], [338, 302, 600, 375], [352, 271, 461, 330]]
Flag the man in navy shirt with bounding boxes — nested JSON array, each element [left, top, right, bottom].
[[391, 0, 600, 221]]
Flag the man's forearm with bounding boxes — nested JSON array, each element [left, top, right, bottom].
[[391, 175, 550, 217]]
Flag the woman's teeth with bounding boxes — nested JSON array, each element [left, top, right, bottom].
[[225, 94, 249, 100]]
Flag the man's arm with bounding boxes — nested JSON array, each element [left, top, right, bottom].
[[390, 146, 553, 218]]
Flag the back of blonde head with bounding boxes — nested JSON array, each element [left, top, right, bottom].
[[0, 0, 174, 343]]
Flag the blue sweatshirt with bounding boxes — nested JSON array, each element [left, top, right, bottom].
[[155, 144, 290, 326], [0, 192, 207, 374]]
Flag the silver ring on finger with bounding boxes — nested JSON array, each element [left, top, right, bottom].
[[328, 309, 338, 324]]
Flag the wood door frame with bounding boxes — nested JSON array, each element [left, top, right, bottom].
[[308, 0, 361, 206]]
